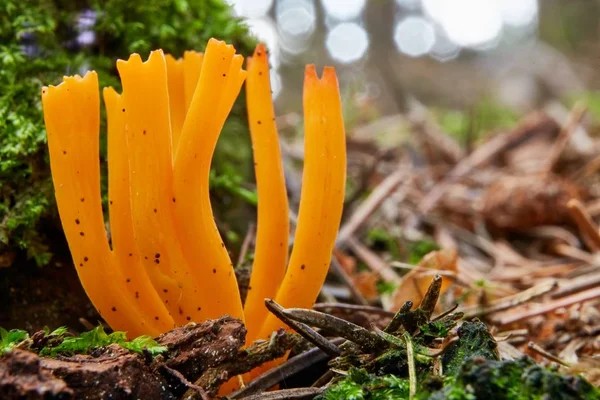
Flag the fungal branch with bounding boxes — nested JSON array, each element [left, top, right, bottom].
[[243, 44, 290, 344], [172, 40, 246, 322], [256, 65, 347, 341], [104, 86, 174, 333], [42, 73, 162, 338], [41, 39, 347, 368], [116, 49, 207, 326]]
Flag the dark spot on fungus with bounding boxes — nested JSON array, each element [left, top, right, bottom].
[[178, 307, 183, 315], [75, 219, 80, 225], [155, 316, 159, 320], [80, 198, 85, 202], [144, 256, 148, 260], [129, 253, 133, 257], [257, 51, 262, 56], [197, 307, 202, 311], [111, 307, 117, 312], [126, 278, 131, 283], [63, 150, 67, 155], [135, 292, 139, 298], [154, 259, 160, 264], [186, 316, 191, 321], [257, 120, 262, 125], [212, 268, 216, 274], [153, 208, 157, 213], [163, 289, 168, 293], [301, 264, 306, 270], [222, 73, 226, 77], [259, 71, 263, 76], [84, 257, 88, 262], [122, 108, 125, 112], [79, 263, 83, 267], [109, 200, 113, 205], [172, 197, 176, 203], [79, 232, 85, 237], [221, 242, 225, 247], [279, 242, 283, 247], [155, 253, 160, 258], [143, 129, 146, 135]]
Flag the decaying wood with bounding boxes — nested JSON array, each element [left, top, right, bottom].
[[186, 330, 303, 398], [0, 349, 73, 399], [0, 316, 299, 400]]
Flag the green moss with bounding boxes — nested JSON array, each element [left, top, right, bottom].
[[406, 239, 440, 265], [322, 345, 599, 400], [1, 0, 256, 265], [38, 325, 167, 357], [441, 319, 500, 376], [1, 324, 166, 357], [0, 327, 28, 354], [366, 228, 401, 260], [434, 99, 519, 145], [317, 368, 411, 400], [418, 318, 453, 340], [318, 304, 597, 400], [431, 358, 600, 400]]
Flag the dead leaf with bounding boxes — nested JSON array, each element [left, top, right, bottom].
[[353, 271, 380, 301], [389, 249, 457, 312]]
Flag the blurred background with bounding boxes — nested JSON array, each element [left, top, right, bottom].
[[226, 0, 598, 122]]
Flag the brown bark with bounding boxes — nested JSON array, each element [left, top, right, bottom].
[[0, 316, 247, 400]]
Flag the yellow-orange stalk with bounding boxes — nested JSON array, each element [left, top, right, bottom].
[[182, 50, 204, 113], [258, 65, 346, 339], [116, 50, 205, 325], [243, 44, 290, 343], [42, 73, 158, 337], [104, 86, 174, 332], [165, 55, 186, 147], [172, 39, 246, 321]]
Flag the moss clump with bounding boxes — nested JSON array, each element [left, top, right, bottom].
[[429, 357, 600, 400], [321, 359, 600, 400], [319, 320, 599, 400], [317, 368, 412, 400], [441, 319, 500, 376], [1, 0, 256, 265]]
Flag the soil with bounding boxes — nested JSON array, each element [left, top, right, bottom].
[[0, 252, 98, 333]]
